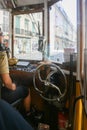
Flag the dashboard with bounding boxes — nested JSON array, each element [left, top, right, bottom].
[[9, 60, 37, 72], [9, 60, 38, 86]]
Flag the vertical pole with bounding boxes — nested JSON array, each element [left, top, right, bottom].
[[43, 0, 49, 60], [77, 0, 82, 80], [11, 13, 14, 57], [44, 0, 48, 43]]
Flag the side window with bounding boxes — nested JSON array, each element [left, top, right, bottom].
[[49, 0, 77, 64]]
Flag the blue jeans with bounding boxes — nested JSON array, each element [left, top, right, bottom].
[[0, 99, 33, 130], [1, 85, 29, 103]]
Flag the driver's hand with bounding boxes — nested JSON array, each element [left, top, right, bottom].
[[11, 83, 16, 90]]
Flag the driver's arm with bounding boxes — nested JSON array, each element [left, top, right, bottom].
[[1, 74, 16, 90], [0, 51, 16, 90]]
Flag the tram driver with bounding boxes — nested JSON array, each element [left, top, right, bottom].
[[0, 28, 31, 115]]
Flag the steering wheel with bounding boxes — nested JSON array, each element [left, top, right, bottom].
[[33, 62, 67, 103]]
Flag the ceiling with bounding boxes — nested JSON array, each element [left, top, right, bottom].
[[0, 0, 60, 13], [0, 0, 60, 8]]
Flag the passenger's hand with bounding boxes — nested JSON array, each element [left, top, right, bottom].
[[12, 83, 16, 90]]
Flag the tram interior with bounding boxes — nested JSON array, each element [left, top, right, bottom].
[[0, 0, 87, 130]]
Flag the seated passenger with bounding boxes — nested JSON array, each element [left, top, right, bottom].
[[0, 99, 33, 130], [0, 51, 31, 114]]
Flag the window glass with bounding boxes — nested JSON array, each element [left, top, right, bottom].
[[48, 0, 77, 64], [0, 10, 10, 48], [14, 13, 43, 60]]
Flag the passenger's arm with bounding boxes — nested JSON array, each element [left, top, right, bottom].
[[1, 73, 16, 90]]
